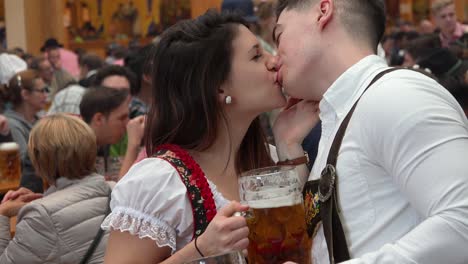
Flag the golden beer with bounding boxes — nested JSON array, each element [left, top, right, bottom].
[[239, 166, 312, 264], [0, 142, 21, 187]]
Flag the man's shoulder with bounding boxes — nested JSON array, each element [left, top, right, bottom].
[[356, 68, 458, 123]]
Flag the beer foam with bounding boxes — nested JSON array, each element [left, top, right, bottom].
[[0, 142, 19, 151], [246, 193, 302, 209]]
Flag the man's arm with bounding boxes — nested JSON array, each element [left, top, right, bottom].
[[348, 72, 468, 263]]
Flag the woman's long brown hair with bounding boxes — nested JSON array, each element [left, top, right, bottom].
[[145, 10, 274, 174]]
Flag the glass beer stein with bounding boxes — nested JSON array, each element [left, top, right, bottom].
[[0, 142, 21, 187], [239, 166, 312, 264], [185, 251, 246, 264]]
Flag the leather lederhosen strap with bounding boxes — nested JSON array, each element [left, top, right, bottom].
[[303, 67, 403, 264]]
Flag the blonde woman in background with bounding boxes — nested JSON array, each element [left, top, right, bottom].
[[0, 114, 113, 263]]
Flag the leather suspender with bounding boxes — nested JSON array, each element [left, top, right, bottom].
[[319, 68, 400, 263]]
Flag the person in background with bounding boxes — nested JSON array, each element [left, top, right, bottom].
[[47, 54, 103, 116], [0, 114, 113, 263], [417, 48, 468, 114], [418, 19, 435, 35], [124, 45, 154, 117], [45, 47, 76, 96], [256, 1, 277, 55], [40, 38, 80, 78], [30, 56, 75, 102], [0, 53, 27, 97], [92, 65, 146, 179], [47, 83, 86, 116], [402, 34, 441, 67], [78, 53, 104, 88], [432, 0, 468, 48], [79, 87, 138, 181], [2, 70, 47, 193]]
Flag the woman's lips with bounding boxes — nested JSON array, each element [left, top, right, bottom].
[[276, 68, 283, 86]]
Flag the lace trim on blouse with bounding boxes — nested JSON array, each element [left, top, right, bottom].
[[101, 206, 177, 252]]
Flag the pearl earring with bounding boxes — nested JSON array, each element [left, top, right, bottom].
[[225, 96, 232, 105]]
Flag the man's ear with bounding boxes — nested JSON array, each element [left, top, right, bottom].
[[91, 112, 105, 127], [317, 0, 334, 31]]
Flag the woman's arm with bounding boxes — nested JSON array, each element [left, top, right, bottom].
[[104, 201, 249, 264]]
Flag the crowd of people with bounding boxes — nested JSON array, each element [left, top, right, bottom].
[[0, 0, 465, 263]]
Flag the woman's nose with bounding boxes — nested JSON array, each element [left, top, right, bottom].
[[265, 55, 280, 71]]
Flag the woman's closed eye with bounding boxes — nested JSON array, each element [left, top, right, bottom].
[[252, 52, 263, 61]]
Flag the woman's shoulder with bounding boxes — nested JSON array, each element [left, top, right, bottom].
[[111, 157, 188, 209], [117, 157, 181, 188]]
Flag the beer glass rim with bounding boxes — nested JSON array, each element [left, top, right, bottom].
[[240, 165, 295, 178], [0, 142, 19, 150], [184, 251, 245, 264]]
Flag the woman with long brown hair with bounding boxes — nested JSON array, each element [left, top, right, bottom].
[[102, 10, 318, 263]]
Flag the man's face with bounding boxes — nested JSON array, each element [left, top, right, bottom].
[[275, 6, 324, 100], [39, 60, 54, 84], [47, 49, 61, 69], [101, 98, 130, 145], [434, 4, 457, 36]]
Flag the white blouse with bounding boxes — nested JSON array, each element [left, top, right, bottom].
[[101, 157, 229, 253]]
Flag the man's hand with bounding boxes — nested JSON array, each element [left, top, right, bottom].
[[273, 98, 320, 146], [127, 115, 145, 149]]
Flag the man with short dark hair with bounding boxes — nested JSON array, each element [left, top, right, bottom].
[[80, 86, 130, 147], [273, 0, 468, 263], [80, 86, 131, 181], [91, 65, 146, 180]]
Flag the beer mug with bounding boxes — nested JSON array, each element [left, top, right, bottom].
[[0, 142, 21, 187], [185, 251, 246, 264], [239, 166, 312, 264]]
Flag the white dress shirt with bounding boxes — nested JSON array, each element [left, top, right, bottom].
[[310, 55, 468, 264]]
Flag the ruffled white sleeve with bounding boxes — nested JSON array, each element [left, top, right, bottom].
[[101, 158, 196, 252]]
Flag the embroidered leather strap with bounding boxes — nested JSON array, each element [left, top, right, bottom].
[[320, 68, 401, 263], [153, 144, 217, 239]]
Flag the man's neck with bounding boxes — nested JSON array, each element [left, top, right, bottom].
[[314, 41, 375, 96]]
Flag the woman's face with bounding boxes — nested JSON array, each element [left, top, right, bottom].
[[224, 25, 286, 117], [24, 78, 48, 112]]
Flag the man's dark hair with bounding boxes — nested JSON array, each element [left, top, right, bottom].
[[276, 0, 386, 50], [124, 44, 156, 95], [79, 53, 104, 71], [92, 65, 137, 95], [79, 86, 129, 124]]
